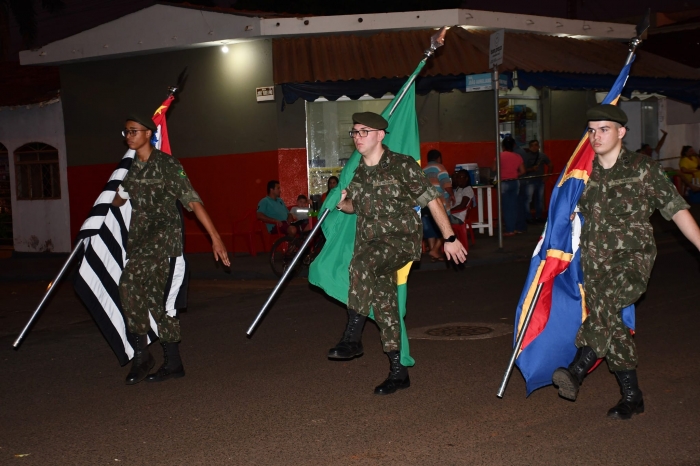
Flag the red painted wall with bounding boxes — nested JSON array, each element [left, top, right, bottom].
[[68, 150, 280, 254], [277, 148, 308, 204], [68, 140, 581, 254]]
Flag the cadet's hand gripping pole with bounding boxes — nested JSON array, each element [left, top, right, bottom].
[[246, 28, 447, 336], [495, 11, 650, 398], [13, 241, 85, 348]]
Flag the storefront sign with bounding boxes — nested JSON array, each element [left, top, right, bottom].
[[466, 73, 508, 92], [489, 29, 505, 68]]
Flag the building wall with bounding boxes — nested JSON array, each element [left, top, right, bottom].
[[58, 39, 602, 254], [60, 40, 283, 166], [0, 100, 71, 252], [60, 39, 310, 253], [663, 99, 700, 170]]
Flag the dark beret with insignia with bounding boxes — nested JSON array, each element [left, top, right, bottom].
[[125, 114, 156, 132], [352, 112, 389, 130], [586, 104, 628, 126]]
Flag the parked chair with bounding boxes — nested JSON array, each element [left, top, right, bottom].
[[450, 204, 476, 247], [231, 209, 281, 256], [673, 175, 688, 199]]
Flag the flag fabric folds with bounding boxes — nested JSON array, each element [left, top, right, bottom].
[[73, 96, 188, 366], [308, 62, 426, 367], [513, 60, 635, 395]]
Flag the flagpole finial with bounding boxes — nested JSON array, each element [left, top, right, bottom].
[[627, 9, 650, 61], [167, 67, 189, 97], [424, 27, 447, 59]]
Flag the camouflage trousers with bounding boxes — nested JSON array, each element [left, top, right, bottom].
[[119, 254, 180, 343], [577, 251, 651, 372], [348, 236, 414, 352]]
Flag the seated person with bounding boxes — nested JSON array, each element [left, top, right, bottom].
[[321, 176, 339, 203], [257, 180, 298, 236], [450, 170, 475, 224], [290, 194, 311, 231], [679, 146, 700, 192]]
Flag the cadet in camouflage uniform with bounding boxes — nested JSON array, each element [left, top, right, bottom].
[[552, 104, 700, 419], [329, 112, 467, 395], [113, 115, 230, 385]]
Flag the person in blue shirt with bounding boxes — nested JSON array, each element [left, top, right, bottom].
[[257, 180, 297, 236]]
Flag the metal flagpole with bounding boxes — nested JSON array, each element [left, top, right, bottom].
[[495, 11, 650, 398], [247, 208, 330, 335], [246, 28, 448, 336], [493, 66, 503, 251], [13, 241, 85, 348]]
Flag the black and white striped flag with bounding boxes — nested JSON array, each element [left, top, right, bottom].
[[73, 96, 188, 366]]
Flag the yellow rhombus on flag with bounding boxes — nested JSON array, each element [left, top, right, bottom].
[[308, 62, 426, 367]]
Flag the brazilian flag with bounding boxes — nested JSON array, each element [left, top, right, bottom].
[[308, 62, 425, 367]]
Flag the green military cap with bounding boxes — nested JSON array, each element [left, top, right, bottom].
[[586, 104, 628, 126], [352, 112, 389, 130], [125, 113, 156, 132]]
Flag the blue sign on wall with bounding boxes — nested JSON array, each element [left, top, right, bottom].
[[466, 73, 508, 92]]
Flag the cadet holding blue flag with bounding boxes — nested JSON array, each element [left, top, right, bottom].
[[552, 104, 700, 419]]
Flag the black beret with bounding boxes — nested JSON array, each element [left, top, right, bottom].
[[352, 112, 388, 130], [586, 104, 628, 126], [125, 114, 156, 132]]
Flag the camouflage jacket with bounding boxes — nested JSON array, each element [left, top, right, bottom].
[[121, 149, 202, 258], [347, 146, 440, 256], [578, 148, 689, 271]]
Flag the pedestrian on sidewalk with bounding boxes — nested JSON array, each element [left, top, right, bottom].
[[523, 140, 552, 223], [329, 112, 467, 395], [113, 115, 230, 385], [492, 137, 525, 236], [552, 104, 700, 419]]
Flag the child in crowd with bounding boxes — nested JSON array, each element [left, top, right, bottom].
[[290, 194, 311, 231], [450, 170, 475, 224]]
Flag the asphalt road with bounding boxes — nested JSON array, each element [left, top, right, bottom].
[[1, 219, 699, 465]]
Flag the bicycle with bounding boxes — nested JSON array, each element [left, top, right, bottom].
[[269, 228, 325, 278]]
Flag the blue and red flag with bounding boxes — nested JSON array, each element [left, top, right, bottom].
[[513, 60, 635, 395], [151, 95, 174, 155]]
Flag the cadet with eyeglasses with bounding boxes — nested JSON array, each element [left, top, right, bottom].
[[330, 112, 468, 395], [113, 115, 230, 385], [552, 104, 700, 419]]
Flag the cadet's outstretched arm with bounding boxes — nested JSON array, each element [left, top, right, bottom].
[[673, 209, 700, 251], [427, 198, 467, 263], [189, 201, 231, 266]]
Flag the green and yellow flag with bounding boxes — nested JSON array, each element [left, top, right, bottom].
[[308, 62, 425, 367]]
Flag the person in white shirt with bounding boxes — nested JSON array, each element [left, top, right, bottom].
[[450, 170, 475, 224]]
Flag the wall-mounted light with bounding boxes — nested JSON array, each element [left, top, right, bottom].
[[221, 45, 229, 53]]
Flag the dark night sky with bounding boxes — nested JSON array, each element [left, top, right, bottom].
[[6, 0, 700, 56]]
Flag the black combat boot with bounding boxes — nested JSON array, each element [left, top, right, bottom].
[[374, 351, 410, 395], [607, 370, 644, 420], [125, 334, 155, 385], [552, 346, 598, 401], [146, 341, 185, 382], [327, 310, 366, 360]]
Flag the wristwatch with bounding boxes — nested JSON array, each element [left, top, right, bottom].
[[444, 235, 456, 243]]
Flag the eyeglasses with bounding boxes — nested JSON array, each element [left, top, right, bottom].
[[349, 129, 382, 138], [122, 129, 150, 138]]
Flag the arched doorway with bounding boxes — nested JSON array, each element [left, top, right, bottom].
[[14, 142, 61, 200], [0, 143, 11, 247]]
